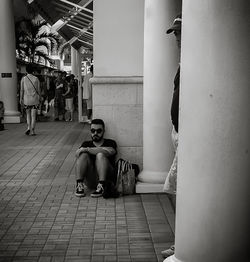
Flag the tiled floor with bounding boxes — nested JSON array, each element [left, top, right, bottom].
[[0, 120, 175, 262]]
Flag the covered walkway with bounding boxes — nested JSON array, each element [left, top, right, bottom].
[[0, 121, 175, 262]]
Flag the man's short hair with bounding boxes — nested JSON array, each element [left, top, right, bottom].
[[91, 119, 105, 129], [26, 64, 34, 74]]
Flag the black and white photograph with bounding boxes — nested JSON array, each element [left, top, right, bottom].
[[0, 0, 249, 261]]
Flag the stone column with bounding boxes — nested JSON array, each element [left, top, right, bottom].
[[165, 0, 250, 261], [0, 0, 20, 123], [137, 0, 181, 192], [76, 51, 83, 122], [71, 47, 78, 76], [71, 47, 83, 122]]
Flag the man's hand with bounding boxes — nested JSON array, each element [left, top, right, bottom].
[[88, 147, 116, 156], [75, 147, 88, 158], [75, 146, 116, 158]]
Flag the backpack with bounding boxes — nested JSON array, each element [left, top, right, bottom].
[[115, 159, 139, 195]]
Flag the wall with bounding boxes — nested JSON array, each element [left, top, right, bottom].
[[93, 0, 144, 168], [94, 0, 144, 77]]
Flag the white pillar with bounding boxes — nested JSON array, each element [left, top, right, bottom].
[[71, 46, 83, 122], [71, 47, 78, 76], [0, 0, 20, 123], [166, 1, 250, 261], [76, 51, 83, 122], [137, 0, 181, 192]]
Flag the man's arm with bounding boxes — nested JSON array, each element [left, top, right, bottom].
[[87, 147, 116, 156], [56, 83, 63, 89], [75, 146, 116, 158], [20, 78, 24, 104]]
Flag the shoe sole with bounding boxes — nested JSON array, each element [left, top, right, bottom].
[[75, 192, 86, 197], [90, 193, 103, 198]]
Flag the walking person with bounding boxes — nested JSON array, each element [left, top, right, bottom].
[[82, 65, 93, 123], [20, 64, 41, 136], [0, 101, 5, 131], [162, 13, 182, 259], [70, 74, 78, 112], [54, 71, 67, 121], [63, 75, 74, 121]]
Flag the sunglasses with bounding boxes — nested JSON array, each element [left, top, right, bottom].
[[91, 128, 103, 134]]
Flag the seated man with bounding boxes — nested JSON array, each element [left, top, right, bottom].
[[75, 118, 117, 197]]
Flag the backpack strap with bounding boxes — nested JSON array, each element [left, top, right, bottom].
[[26, 75, 39, 96]]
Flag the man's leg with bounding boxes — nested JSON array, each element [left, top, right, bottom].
[[31, 108, 37, 135], [60, 97, 65, 120], [75, 152, 94, 197], [54, 99, 59, 120], [91, 152, 113, 197], [25, 108, 31, 134], [162, 127, 178, 258], [95, 152, 113, 181]]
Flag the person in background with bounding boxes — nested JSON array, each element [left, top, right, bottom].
[[75, 119, 117, 198], [20, 64, 41, 136], [37, 75, 46, 117], [82, 65, 93, 124], [162, 13, 182, 259], [70, 74, 78, 112], [0, 101, 5, 131], [63, 75, 74, 121], [54, 71, 67, 121], [47, 75, 56, 113]]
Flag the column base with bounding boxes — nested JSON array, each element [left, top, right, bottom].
[[136, 181, 164, 193], [3, 115, 21, 123], [164, 255, 181, 262], [138, 170, 168, 184]]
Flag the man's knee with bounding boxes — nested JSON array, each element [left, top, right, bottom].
[[77, 152, 91, 165], [95, 152, 108, 163]]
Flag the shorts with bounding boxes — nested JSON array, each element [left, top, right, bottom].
[[163, 127, 178, 194], [24, 104, 39, 110], [65, 98, 74, 111]]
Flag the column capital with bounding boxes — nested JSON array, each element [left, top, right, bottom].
[[90, 76, 143, 85]]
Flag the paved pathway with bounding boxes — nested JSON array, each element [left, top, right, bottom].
[[0, 121, 175, 262]]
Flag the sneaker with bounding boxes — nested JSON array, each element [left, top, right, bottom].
[[75, 181, 86, 197], [91, 183, 104, 198], [161, 245, 175, 258]]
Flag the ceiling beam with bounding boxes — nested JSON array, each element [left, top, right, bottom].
[[54, 0, 92, 33], [58, 0, 93, 14], [67, 24, 93, 36], [77, 39, 93, 46]]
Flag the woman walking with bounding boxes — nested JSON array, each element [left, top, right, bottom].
[[63, 75, 74, 121], [20, 64, 41, 136]]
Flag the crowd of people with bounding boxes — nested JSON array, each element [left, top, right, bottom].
[[19, 66, 85, 135], [53, 71, 78, 121]]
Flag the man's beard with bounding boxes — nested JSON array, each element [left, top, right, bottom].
[[92, 135, 103, 142]]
